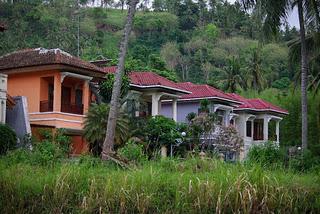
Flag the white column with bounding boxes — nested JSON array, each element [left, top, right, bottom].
[[263, 116, 271, 142], [276, 120, 280, 144], [172, 98, 177, 122], [224, 110, 231, 126], [151, 93, 162, 116], [0, 74, 8, 124]]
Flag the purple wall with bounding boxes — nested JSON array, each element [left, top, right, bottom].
[[161, 101, 200, 123]]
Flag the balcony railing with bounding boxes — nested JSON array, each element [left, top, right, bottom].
[[40, 100, 83, 115], [40, 100, 53, 112], [61, 103, 83, 115]]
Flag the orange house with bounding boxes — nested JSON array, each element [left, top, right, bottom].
[[0, 48, 105, 154]]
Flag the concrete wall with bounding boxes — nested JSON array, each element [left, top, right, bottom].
[[7, 70, 59, 112], [6, 96, 31, 140], [161, 101, 200, 122]]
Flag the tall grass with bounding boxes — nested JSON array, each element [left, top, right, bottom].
[[0, 157, 319, 213]]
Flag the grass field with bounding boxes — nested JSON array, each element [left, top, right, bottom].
[[0, 156, 319, 213]]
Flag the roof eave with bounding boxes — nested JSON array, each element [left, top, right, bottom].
[[130, 84, 191, 94]]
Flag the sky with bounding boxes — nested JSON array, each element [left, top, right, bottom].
[[227, 0, 299, 28]]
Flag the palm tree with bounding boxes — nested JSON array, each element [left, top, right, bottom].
[[246, 47, 265, 91], [102, 0, 139, 160], [219, 56, 247, 93], [84, 103, 129, 156], [241, 0, 309, 150]]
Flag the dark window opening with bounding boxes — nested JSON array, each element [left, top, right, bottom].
[[246, 121, 252, 137], [254, 120, 264, 140]]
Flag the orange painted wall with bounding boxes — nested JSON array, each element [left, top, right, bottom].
[[71, 135, 89, 155], [7, 70, 59, 112]]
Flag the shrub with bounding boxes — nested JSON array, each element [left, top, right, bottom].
[[0, 124, 17, 155], [247, 141, 286, 167], [144, 115, 180, 147], [31, 141, 64, 166], [289, 149, 320, 172], [118, 140, 147, 163]]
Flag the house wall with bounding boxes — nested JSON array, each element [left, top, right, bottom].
[[7, 70, 59, 113], [161, 101, 200, 122]]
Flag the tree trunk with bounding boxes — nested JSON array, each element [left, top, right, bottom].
[[298, 0, 309, 150], [101, 0, 139, 160]]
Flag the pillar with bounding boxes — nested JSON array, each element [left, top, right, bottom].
[[151, 93, 161, 116], [263, 116, 271, 142], [224, 110, 231, 126], [82, 80, 90, 113], [0, 74, 7, 124], [276, 120, 280, 144], [172, 98, 177, 122], [53, 73, 61, 112]]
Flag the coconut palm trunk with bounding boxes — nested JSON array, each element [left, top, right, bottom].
[[298, 0, 309, 150], [101, 0, 139, 160]]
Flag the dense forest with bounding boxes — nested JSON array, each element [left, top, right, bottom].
[[0, 0, 319, 154]]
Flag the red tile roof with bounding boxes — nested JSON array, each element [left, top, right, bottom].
[[0, 48, 105, 75], [102, 66, 117, 73], [228, 93, 288, 114], [177, 82, 241, 103], [102, 67, 189, 94], [129, 72, 189, 93]]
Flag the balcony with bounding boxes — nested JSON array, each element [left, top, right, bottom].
[[40, 100, 53, 112], [40, 100, 83, 115], [61, 103, 83, 115]]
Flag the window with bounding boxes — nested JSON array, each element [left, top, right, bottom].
[[246, 121, 252, 137], [254, 120, 264, 140]]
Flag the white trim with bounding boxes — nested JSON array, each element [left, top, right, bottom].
[[61, 72, 93, 83], [130, 84, 191, 94], [213, 104, 234, 112], [29, 111, 85, 117], [166, 96, 242, 105], [29, 118, 82, 124], [235, 107, 289, 115]]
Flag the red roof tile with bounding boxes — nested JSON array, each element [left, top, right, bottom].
[[102, 67, 189, 93], [102, 66, 117, 73], [177, 82, 240, 103], [0, 48, 105, 75], [129, 72, 189, 93], [228, 93, 288, 114]]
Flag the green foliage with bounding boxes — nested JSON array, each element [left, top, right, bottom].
[[31, 141, 64, 166], [186, 112, 197, 122], [271, 77, 291, 90], [247, 141, 286, 168], [0, 158, 319, 213], [118, 140, 147, 163], [0, 124, 16, 155], [83, 103, 129, 155], [187, 113, 215, 144], [99, 73, 130, 103], [199, 99, 209, 112], [2, 128, 70, 166], [203, 23, 219, 41], [289, 149, 320, 172], [38, 128, 71, 155], [144, 115, 180, 146]]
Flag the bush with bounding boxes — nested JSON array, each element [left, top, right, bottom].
[[118, 140, 147, 163], [144, 115, 180, 146], [289, 149, 320, 172], [247, 141, 286, 168], [0, 124, 17, 155], [31, 141, 64, 166]]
